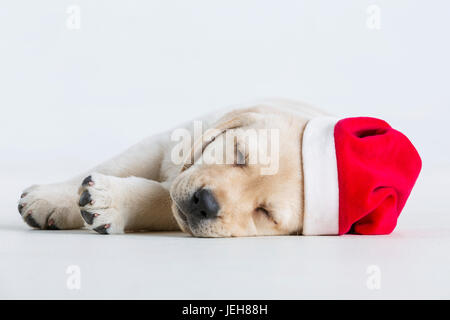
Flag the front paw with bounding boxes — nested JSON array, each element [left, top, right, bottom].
[[18, 184, 83, 230], [78, 173, 126, 235]]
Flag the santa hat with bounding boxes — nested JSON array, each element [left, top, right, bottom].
[[301, 116, 422, 235]]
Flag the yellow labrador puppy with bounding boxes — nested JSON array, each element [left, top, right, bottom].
[[17, 99, 327, 236]]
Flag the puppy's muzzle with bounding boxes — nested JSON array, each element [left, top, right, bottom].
[[182, 188, 220, 221]]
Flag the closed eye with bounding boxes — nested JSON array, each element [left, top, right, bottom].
[[255, 206, 277, 224], [234, 143, 247, 167]]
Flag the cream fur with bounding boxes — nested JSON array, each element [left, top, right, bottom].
[[18, 99, 328, 237]]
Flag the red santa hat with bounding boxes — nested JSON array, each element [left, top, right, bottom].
[[301, 116, 422, 235]]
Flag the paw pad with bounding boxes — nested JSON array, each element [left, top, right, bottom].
[[24, 214, 40, 229], [79, 190, 93, 207], [93, 224, 110, 234], [47, 219, 60, 230], [80, 210, 99, 225], [82, 175, 94, 187]]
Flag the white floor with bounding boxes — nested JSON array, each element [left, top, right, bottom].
[[1, 166, 450, 299]]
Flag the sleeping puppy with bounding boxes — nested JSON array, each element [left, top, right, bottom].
[[17, 99, 326, 236]]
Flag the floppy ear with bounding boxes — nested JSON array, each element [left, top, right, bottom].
[[181, 109, 266, 172]]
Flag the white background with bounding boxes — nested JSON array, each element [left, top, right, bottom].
[[1, 1, 449, 299]]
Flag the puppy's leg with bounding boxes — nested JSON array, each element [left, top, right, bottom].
[[77, 173, 178, 234], [18, 182, 84, 230], [18, 133, 173, 230]]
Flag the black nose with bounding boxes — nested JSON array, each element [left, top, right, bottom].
[[190, 188, 220, 219]]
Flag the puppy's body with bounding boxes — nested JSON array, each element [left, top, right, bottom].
[[18, 99, 327, 236]]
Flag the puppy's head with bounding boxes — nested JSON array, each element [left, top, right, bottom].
[[170, 107, 307, 237]]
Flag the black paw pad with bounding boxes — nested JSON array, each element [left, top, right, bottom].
[[79, 190, 92, 207], [93, 224, 109, 235], [47, 224, 60, 230], [25, 214, 40, 229], [82, 175, 93, 186], [81, 210, 95, 225]]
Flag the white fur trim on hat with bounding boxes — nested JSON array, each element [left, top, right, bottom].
[[302, 117, 340, 235]]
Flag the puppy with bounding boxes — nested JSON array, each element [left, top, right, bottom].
[[17, 99, 327, 237]]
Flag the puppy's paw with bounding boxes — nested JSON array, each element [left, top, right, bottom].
[[78, 173, 126, 235], [18, 184, 83, 230]]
